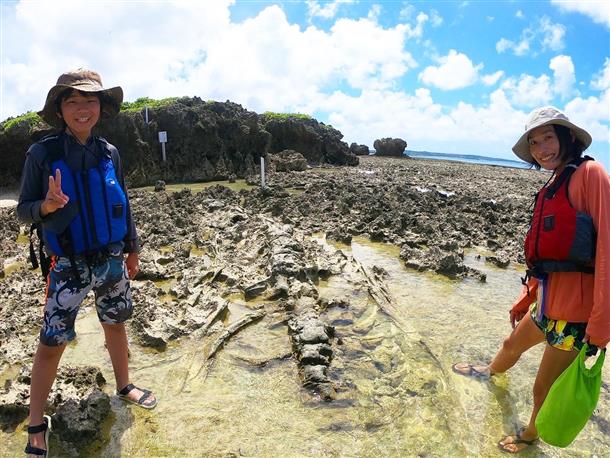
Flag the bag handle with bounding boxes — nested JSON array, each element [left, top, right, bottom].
[[578, 343, 606, 377]]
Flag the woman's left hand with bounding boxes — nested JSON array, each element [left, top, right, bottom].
[[126, 252, 139, 279], [584, 334, 607, 350]]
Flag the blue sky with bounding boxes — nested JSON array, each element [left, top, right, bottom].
[[1, 0, 609, 169]]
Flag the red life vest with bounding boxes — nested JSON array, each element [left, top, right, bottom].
[[524, 157, 596, 275]]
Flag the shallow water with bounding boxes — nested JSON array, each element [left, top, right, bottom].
[[137, 179, 256, 194], [2, 237, 609, 457]]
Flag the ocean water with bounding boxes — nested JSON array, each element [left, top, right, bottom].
[[405, 150, 530, 169]]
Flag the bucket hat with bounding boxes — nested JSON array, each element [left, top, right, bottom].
[[512, 106, 592, 163], [38, 68, 123, 128]]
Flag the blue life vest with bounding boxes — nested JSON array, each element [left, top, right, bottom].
[[39, 135, 128, 257]]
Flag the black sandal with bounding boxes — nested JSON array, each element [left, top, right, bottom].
[[117, 383, 157, 409], [498, 427, 539, 453], [24, 415, 51, 456]]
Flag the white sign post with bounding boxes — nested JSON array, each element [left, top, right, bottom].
[[158, 131, 168, 162], [260, 156, 265, 187]]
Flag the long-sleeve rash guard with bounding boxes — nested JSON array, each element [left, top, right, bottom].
[[511, 160, 610, 348]]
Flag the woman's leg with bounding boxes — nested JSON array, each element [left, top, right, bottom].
[[454, 312, 545, 376], [499, 344, 579, 452], [488, 312, 546, 374], [27, 343, 66, 456]]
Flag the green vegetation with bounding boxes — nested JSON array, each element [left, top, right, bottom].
[[262, 111, 312, 121], [121, 96, 179, 112], [1, 111, 42, 133]]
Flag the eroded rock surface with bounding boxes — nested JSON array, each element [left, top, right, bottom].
[[0, 154, 546, 450], [0, 365, 109, 444], [288, 309, 337, 401]]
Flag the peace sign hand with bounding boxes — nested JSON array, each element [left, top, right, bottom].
[[41, 169, 69, 216]]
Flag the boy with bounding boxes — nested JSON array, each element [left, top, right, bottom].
[[17, 69, 157, 457]]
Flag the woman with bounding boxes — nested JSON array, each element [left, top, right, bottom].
[[452, 106, 609, 453], [18, 69, 157, 457]]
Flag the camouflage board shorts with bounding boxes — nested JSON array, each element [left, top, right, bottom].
[[40, 245, 132, 346]]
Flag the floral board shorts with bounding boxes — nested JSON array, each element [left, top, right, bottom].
[[530, 304, 598, 356], [40, 246, 132, 346]]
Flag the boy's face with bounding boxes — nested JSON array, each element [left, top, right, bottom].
[[59, 90, 101, 141]]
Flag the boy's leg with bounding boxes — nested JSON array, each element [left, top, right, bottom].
[[102, 322, 155, 405], [27, 256, 91, 455], [95, 250, 156, 406], [101, 322, 130, 389], [27, 343, 66, 456]]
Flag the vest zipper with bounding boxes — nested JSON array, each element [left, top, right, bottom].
[[98, 161, 113, 242]]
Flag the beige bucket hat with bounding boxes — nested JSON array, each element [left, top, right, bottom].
[[39, 68, 123, 127], [512, 106, 592, 163]]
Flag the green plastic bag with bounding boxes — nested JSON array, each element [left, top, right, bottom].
[[535, 344, 605, 447]]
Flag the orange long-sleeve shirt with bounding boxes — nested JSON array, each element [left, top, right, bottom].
[[511, 160, 610, 348]]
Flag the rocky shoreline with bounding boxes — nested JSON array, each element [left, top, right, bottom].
[[0, 99, 359, 188], [0, 155, 546, 452]]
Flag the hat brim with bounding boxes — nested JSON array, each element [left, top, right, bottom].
[[38, 83, 123, 128], [512, 118, 592, 163]]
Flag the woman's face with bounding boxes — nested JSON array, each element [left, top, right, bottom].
[[59, 90, 101, 142], [528, 125, 562, 171]]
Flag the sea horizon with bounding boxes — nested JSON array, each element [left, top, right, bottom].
[[404, 149, 530, 169]]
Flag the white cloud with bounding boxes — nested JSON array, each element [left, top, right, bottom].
[[309, 86, 527, 160], [496, 38, 512, 54], [516, 10, 525, 19], [495, 16, 564, 56], [501, 56, 579, 107], [551, 0, 610, 28], [549, 55, 576, 99], [397, 11, 431, 39], [399, 3, 416, 20], [591, 58, 610, 90], [1, 0, 419, 119], [540, 16, 566, 51], [501, 74, 554, 107], [430, 9, 443, 27], [306, 0, 355, 20], [482, 71, 504, 86], [495, 36, 531, 56], [367, 4, 382, 21], [398, 4, 440, 32], [418, 50, 482, 90], [565, 91, 610, 146]]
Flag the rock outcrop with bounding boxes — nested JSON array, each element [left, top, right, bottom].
[[0, 99, 358, 187], [373, 137, 407, 157], [268, 149, 308, 172], [263, 115, 358, 166], [349, 142, 370, 156]]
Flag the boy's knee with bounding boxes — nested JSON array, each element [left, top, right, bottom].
[[101, 322, 125, 330], [36, 341, 67, 357]]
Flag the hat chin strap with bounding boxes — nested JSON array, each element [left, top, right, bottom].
[[64, 125, 88, 146]]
